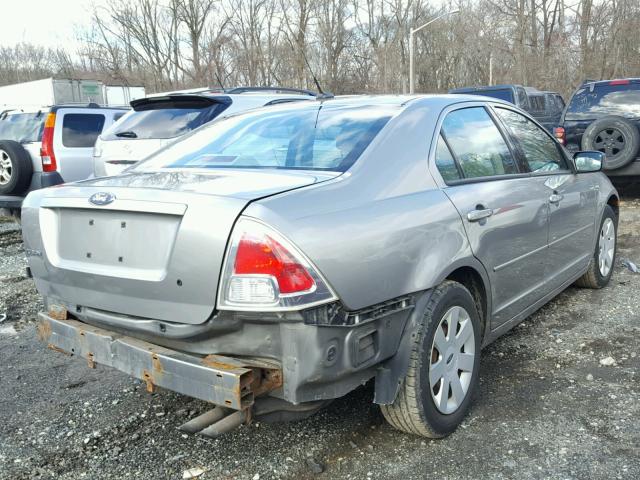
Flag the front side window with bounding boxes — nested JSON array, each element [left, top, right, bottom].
[[62, 114, 105, 148], [495, 108, 567, 173], [135, 105, 395, 173], [440, 107, 517, 179]]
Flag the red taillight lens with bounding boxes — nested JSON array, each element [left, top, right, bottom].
[[40, 112, 57, 172], [218, 218, 336, 311], [554, 127, 565, 145], [235, 233, 315, 294]]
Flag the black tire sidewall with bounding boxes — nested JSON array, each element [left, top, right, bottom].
[[581, 116, 640, 170], [592, 206, 618, 287], [0, 140, 33, 195], [415, 284, 481, 436]]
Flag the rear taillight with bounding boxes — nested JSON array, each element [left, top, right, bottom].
[[218, 218, 336, 311], [40, 112, 57, 172], [554, 127, 565, 145]]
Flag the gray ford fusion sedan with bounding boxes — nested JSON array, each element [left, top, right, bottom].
[[22, 95, 618, 438]]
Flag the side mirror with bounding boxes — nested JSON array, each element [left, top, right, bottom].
[[574, 151, 604, 173]]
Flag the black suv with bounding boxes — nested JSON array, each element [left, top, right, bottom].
[[449, 84, 564, 132], [556, 78, 640, 177]]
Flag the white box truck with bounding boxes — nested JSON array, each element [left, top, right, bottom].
[[0, 78, 145, 109]]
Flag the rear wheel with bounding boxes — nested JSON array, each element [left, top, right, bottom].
[[380, 281, 481, 438], [575, 205, 617, 289], [0, 140, 32, 195]]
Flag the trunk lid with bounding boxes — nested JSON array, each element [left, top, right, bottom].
[[22, 170, 337, 324]]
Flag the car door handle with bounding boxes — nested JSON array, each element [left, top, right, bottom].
[[549, 193, 564, 204], [467, 208, 494, 222]]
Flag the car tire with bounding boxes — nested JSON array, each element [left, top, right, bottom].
[[581, 116, 640, 170], [575, 205, 617, 289], [380, 280, 481, 438], [0, 140, 33, 195]]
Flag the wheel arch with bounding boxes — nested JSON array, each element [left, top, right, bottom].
[[374, 259, 492, 405]]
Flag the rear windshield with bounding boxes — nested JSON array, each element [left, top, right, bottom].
[[0, 112, 44, 143], [565, 83, 640, 120], [102, 101, 229, 140], [62, 113, 106, 148], [134, 105, 395, 173]]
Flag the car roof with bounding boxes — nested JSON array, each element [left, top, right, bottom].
[[0, 104, 127, 115]]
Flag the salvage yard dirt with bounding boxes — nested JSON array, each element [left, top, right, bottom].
[[1, 198, 639, 480]]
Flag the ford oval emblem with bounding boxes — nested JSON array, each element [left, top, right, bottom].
[[89, 192, 116, 206]]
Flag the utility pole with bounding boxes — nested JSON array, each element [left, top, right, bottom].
[[409, 9, 460, 94]]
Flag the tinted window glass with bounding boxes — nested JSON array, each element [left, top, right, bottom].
[[0, 112, 44, 142], [136, 105, 395, 173], [529, 95, 545, 112], [566, 83, 640, 120], [517, 88, 529, 108], [495, 108, 567, 172], [435, 134, 461, 181], [103, 102, 228, 140], [62, 114, 105, 148], [441, 107, 517, 179]]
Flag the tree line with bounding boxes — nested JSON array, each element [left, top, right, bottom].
[[1, 0, 639, 98]]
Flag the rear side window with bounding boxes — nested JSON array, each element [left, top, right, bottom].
[[566, 83, 640, 120], [495, 108, 568, 173], [441, 107, 517, 179], [529, 95, 545, 112], [434, 134, 461, 181], [62, 114, 105, 148], [516, 88, 529, 109], [103, 101, 229, 140], [0, 112, 44, 143]]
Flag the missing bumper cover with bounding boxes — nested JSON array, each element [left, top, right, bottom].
[[36, 313, 282, 411]]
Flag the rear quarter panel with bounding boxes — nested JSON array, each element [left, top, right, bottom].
[[245, 100, 478, 311]]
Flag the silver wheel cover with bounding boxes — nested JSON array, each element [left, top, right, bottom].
[[598, 217, 615, 277], [429, 305, 475, 414]]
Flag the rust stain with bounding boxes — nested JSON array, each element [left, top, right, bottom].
[[47, 344, 72, 356], [142, 370, 156, 393], [250, 368, 284, 397], [151, 354, 163, 374], [87, 352, 96, 369], [202, 355, 244, 372], [48, 305, 68, 320], [36, 319, 52, 342]]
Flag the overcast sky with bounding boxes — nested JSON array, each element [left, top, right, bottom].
[[1, 0, 92, 48]]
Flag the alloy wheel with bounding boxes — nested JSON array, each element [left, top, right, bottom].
[[593, 128, 625, 159], [598, 217, 615, 277], [0, 150, 11, 186], [429, 306, 475, 414]]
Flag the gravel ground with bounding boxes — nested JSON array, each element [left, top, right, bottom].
[[1, 198, 639, 480]]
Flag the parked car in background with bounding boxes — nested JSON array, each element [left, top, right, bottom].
[[24, 95, 618, 439], [526, 89, 565, 132], [555, 78, 640, 179], [0, 105, 127, 219], [93, 87, 317, 177], [448, 84, 564, 132]]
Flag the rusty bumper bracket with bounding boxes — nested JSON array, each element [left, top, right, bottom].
[[37, 313, 282, 411]]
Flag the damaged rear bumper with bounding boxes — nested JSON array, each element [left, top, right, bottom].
[[36, 312, 282, 411]]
